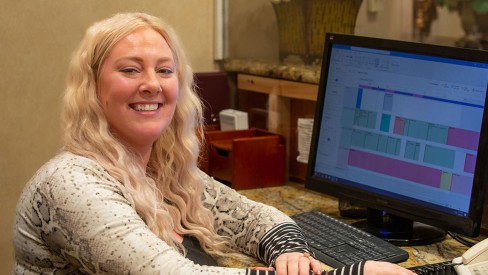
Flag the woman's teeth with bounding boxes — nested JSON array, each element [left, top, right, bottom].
[[131, 103, 159, 111]]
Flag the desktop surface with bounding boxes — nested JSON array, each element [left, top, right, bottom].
[[217, 182, 484, 270]]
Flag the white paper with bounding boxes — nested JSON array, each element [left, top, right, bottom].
[[297, 118, 314, 164]]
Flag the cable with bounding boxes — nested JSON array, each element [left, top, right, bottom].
[[447, 231, 478, 247]]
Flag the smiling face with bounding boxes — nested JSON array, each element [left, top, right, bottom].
[[98, 27, 179, 161]]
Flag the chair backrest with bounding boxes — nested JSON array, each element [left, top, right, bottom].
[[194, 72, 230, 125]]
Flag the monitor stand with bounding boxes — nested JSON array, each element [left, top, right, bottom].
[[352, 208, 447, 246]]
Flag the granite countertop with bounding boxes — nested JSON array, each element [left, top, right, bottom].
[[218, 182, 476, 271], [223, 59, 322, 84]]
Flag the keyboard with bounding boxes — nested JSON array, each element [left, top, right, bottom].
[[291, 210, 409, 268], [408, 261, 457, 274]]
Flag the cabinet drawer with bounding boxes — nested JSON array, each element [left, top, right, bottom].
[[237, 74, 279, 94], [280, 80, 318, 101]]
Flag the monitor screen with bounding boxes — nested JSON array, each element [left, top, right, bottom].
[[306, 33, 488, 245]]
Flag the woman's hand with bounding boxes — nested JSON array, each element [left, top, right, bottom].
[[274, 252, 323, 275], [364, 261, 416, 275], [252, 255, 416, 275]]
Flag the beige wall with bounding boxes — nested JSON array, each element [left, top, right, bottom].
[[227, 0, 279, 61], [0, 1, 217, 272]]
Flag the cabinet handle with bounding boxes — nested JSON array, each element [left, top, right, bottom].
[[247, 79, 254, 84]]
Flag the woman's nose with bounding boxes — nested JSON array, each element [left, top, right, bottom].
[[140, 71, 161, 94]]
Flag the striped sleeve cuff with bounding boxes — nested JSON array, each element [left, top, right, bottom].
[[257, 222, 313, 267], [325, 261, 365, 275], [244, 261, 365, 275], [246, 270, 276, 275]]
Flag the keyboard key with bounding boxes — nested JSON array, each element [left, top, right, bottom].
[[409, 261, 457, 275]]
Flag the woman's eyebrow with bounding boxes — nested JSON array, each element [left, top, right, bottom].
[[115, 56, 175, 65], [117, 55, 174, 62]]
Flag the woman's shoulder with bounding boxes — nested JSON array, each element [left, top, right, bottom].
[[47, 151, 103, 171], [18, 151, 134, 212], [37, 151, 114, 180], [24, 151, 123, 196]]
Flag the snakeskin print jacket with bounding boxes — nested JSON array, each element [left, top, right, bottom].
[[12, 151, 304, 274], [13, 151, 363, 274]]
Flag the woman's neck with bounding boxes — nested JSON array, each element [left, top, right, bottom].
[[173, 230, 184, 243]]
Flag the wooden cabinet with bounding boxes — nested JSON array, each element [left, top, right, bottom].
[[237, 74, 317, 100], [237, 74, 280, 95], [236, 73, 318, 182]]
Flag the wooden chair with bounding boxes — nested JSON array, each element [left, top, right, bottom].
[[201, 128, 286, 190], [194, 72, 230, 127]]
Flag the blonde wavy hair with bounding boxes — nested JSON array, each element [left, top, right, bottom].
[[61, 12, 230, 258]]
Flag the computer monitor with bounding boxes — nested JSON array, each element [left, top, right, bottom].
[[306, 33, 488, 246]]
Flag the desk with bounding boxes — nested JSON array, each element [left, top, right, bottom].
[[218, 182, 479, 270]]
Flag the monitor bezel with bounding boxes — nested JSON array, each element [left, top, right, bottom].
[[305, 33, 488, 237]]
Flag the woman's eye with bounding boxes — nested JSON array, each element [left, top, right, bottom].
[[119, 68, 139, 74], [157, 68, 174, 75]]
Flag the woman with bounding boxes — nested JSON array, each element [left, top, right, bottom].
[[12, 13, 415, 275]]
